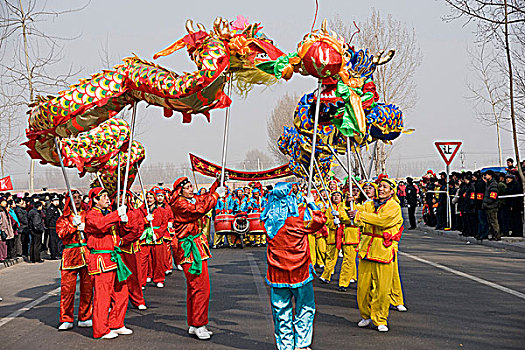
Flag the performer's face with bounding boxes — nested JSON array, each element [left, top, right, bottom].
[[363, 184, 376, 198], [378, 182, 394, 200], [95, 193, 110, 209], [156, 194, 165, 203], [182, 183, 194, 198], [352, 187, 359, 197], [320, 190, 328, 200], [332, 193, 342, 205], [146, 193, 156, 206], [72, 192, 82, 210]]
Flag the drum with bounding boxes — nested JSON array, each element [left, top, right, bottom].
[[214, 214, 233, 234], [248, 212, 266, 233]]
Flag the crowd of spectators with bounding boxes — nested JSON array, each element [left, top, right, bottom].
[[0, 191, 85, 263], [418, 158, 524, 240]]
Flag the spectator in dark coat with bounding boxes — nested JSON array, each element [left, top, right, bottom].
[[45, 196, 62, 259], [505, 174, 523, 237], [406, 177, 418, 229], [28, 201, 45, 263], [14, 198, 29, 257], [482, 170, 500, 241]]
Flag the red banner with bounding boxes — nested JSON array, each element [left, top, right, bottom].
[[0, 176, 13, 191], [190, 153, 293, 181]]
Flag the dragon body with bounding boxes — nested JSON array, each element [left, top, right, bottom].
[[24, 16, 283, 192]]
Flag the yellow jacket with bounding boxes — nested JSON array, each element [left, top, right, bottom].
[[355, 197, 403, 263], [339, 201, 360, 245], [325, 204, 338, 245]]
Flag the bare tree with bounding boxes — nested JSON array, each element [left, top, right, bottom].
[[0, 0, 88, 191], [467, 43, 507, 166], [266, 92, 299, 164], [331, 9, 423, 176], [443, 0, 525, 184], [243, 149, 274, 171]]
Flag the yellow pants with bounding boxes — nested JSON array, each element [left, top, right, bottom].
[[320, 244, 338, 281], [357, 258, 394, 326], [339, 245, 358, 287], [390, 251, 404, 306], [213, 232, 226, 246], [307, 234, 317, 266], [316, 237, 326, 267]]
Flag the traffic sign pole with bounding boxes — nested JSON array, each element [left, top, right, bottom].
[[434, 141, 462, 230]]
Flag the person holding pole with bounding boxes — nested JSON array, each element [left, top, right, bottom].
[[170, 175, 225, 340], [85, 187, 132, 339], [348, 177, 403, 332], [261, 182, 326, 350], [56, 189, 93, 331]]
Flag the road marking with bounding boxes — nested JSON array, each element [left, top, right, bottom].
[[0, 286, 61, 328], [246, 252, 273, 327], [399, 251, 525, 301]]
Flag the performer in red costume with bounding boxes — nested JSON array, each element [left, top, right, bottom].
[[56, 190, 93, 331], [84, 187, 132, 339], [153, 187, 175, 275], [261, 182, 327, 350], [139, 191, 167, 288], [118, 191, 147, 310], [170, 176, 225, 340]]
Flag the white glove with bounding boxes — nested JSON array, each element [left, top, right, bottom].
[[72, 215, 82, 227], [120, 214, 128, 223], [333, 217, 341, 225], [216, 186, 226, 198], [117, 205, 127, 216], [331, 210, 339, 217], [168, 222, 173, 228], [305, 195, 315, 204], [78, 222, 85, 232], [146, 214, 154, 222]]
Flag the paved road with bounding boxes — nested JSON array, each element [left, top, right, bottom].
[[1, 229, 524, 349]]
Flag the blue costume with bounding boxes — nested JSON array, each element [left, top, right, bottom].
[[261, 183, 327, 350]]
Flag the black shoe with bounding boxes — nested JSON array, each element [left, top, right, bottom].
[[36, 260, 45, 263], [338, 286, 348, 292]]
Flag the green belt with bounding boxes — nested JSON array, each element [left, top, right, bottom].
[[90, 247, 132, 282], [179, 232, 203, 275], [63, 243, 86, 249]]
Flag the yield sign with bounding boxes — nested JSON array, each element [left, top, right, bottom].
[[435, 141, 462, 166]]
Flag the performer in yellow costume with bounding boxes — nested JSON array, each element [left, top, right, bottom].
[[319, 191, 343, 284], [337, 187, 361, 291], [314, 189, 329, 268], [349, 177, 403, 332]]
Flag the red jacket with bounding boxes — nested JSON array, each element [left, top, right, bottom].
[[170, 181, 218, 265], [266, 207, 326, 287], [84, 207, 121, 275], [56, 210, 89, 270], [140, 204, 167, 245], [120, 208, 145, 254]]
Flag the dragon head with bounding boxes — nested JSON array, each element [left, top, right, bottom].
[[153, 16, 283, 71]]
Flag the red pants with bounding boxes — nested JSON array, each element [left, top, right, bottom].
[[140, 244, 165, 285], [121, 252, 145, 307], [182, 260, 210, 327], [92, 270, 129, 338], [60, 267, 93, 323], [164, 240, 173, 271]]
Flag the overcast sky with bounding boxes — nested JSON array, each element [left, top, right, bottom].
[[7, 0, 522, 187]]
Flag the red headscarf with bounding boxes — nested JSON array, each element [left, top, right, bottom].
[[88, 187, 107, 209]]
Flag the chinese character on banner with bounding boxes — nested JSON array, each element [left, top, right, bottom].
[[0, 176, 13, 191]]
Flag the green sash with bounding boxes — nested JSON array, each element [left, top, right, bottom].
[[179, 233, 203, 275], [90, 247, 132, 282]]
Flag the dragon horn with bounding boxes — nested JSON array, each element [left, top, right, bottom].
[[321, 19, 328, 33], [372, 49, 395, 66], [196, 23, 206, 32], [186, 19, 196, 34]]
